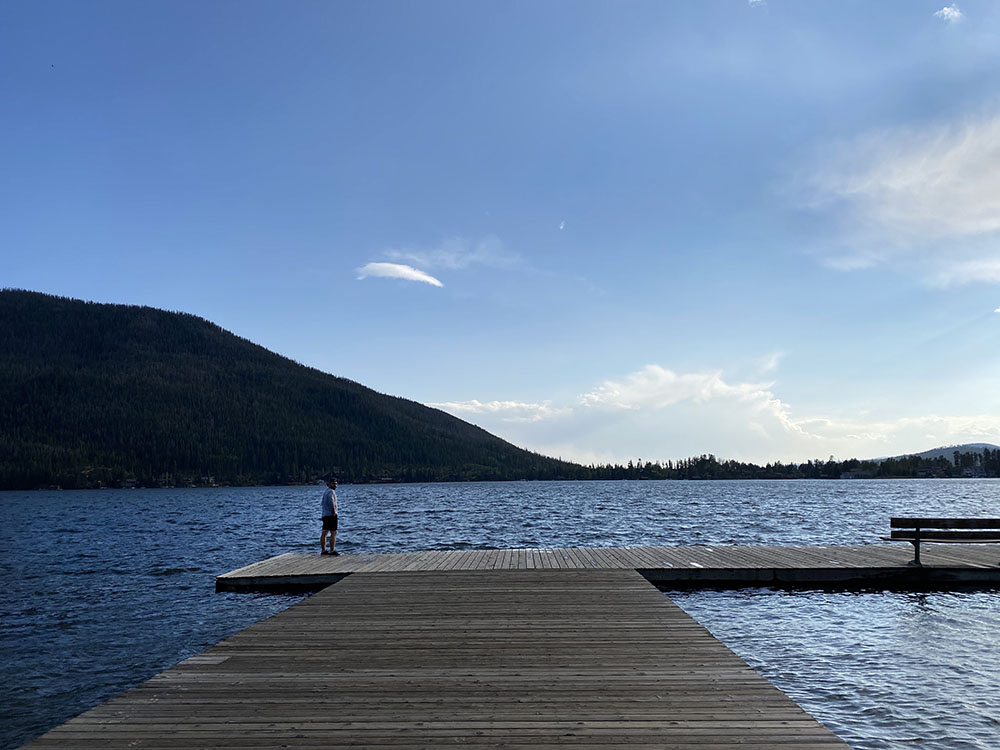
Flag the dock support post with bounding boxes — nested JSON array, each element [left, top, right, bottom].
[[909, 526, 922, 567]]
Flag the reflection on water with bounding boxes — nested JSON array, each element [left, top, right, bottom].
[[1, 479, 999, 749], [671, 589, 1000, 750]]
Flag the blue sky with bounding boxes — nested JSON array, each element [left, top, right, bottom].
[[4, 1, 1000, 465]]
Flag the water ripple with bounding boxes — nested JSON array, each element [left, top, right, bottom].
[[670, 587, 1000, 750], [1, 479, 999, 749]]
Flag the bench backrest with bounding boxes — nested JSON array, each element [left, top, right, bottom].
[[891, 517, 1000, 530]]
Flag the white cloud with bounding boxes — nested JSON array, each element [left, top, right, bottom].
[[384, 236, 518, 271], [559, 221, 565, 230], [429, 362, 1000, 465], [802, 110, 1000, 285], [580, 365, 775, 411], [748, 0, 765, 6], [578, 365, 809, 447], [932, 258, 1000, 287], [359, 236, 518, 290], [935, 4, 964, 22], [356, 262, 443, 287], [427, 399, 570, 423], [814, 113, 1000, 239], [755, 352, 784, 376]]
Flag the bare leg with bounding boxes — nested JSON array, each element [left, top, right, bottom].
[[330, 528, 337, 553], [320, 528, 328, 553]]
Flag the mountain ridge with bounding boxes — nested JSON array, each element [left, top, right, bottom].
[[0, 289, 583, 489], [872, 443, 1000, 464]]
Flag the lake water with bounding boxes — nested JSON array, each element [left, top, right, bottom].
[[2, 479, 999, 749]]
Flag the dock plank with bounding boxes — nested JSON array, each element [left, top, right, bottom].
[[26, 569, 846, 748], [216, 544, 1000, 592]]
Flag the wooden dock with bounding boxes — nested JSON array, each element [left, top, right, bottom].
[[216, 543, 1000, 591], [24, 569, 847, 748]]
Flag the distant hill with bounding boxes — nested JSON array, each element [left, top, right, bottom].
[[874, 443, 1000, 464], [0, 290, 584, 489]]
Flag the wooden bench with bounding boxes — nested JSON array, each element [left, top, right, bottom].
[[886, 517, 1000, 566]]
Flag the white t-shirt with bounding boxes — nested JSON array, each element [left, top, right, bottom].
[[321, 487, 338, 516]]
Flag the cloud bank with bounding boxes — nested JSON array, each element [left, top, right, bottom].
[[580, 365, 775, 411], [429, 362, 1000, 465], [356, 262, 443, 287]]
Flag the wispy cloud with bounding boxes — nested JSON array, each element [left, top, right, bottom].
[[812, 113, 1000, 239], [935, 4, 964, 23], [384, 236, 519, 271], [932, 259, 1000, 287], [358, 236, 518, 291], [748, 0, 766, 6], [356, 262, 443, 287], [801, 110, 1000, 285], [755, 352, 784, 376], [427, 399, 570, 423]]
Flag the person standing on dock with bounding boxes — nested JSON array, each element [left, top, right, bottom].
[[320, 478, 339, 555]]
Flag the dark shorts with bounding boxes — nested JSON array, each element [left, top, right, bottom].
[[322, 515, 338, 531]]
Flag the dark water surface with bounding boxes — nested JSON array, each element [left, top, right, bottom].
[[2, 479, 999, 749]]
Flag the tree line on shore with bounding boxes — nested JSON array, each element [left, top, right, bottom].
[[6, 448, 997, 490], [3, 290, 997, 490], [578, 449, 1000, 482]]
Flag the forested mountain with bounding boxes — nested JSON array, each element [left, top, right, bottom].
[[4, 290, 997, 490], [0, 290, 584, 489]]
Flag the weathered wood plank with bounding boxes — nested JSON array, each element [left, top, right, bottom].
[[26, 569, 846, 748], [217, 544, 1000, 592]]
